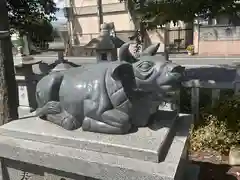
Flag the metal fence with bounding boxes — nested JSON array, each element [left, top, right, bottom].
[[180, 65, 240, 121], [33, 41, 49, 50], [166, 28, 193, 53]]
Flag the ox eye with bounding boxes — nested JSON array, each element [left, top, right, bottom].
[[137, 61, 153, 72]]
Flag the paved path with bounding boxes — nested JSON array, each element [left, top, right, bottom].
[[27, 53, 240, 67], [14, 53, 240, 89], [170, 56, 240, 66]]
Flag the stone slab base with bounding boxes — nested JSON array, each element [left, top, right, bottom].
[[0, 111, 178, 163], [1, 159, 199, 180], [0, 113, 193, 180]]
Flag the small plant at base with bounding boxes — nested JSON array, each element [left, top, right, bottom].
[[186, 44, 194, 52]]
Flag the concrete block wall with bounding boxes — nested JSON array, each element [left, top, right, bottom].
[[197, 25, 240, 56]]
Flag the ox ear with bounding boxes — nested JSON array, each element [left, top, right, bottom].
[[112, 63, 134, 81], [112, 63, 137, 99]]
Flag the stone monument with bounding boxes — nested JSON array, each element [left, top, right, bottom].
[[48, 27, 79, 72], [84, 22, 124, 62], [0, 42, 199, 180]]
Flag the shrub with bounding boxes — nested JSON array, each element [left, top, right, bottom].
[[189, 93, 240, 155]]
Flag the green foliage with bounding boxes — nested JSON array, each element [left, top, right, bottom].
[[190, 93, 240, 155], [30, 19, 54, 42], [7, 0, 57, 38], [120, 0, 240, 29]]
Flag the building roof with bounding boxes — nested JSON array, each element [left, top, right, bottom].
[[85, 36, 125, 50], [111, 36, 125, 48], [85, 35, 115, 50]]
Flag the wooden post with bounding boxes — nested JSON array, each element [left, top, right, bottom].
[[211, 89, 220, 107], [234, 67, 240, 95], [191, 87, 200, 122]]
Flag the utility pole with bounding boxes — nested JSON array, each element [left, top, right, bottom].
[[64, 0, 74, 56], [97, 0, 103, 32], [0, 0, 19, 125]]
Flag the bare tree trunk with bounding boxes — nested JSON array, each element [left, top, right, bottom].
[[0, 0, 19, 125]]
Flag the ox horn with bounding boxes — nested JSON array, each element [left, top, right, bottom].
[[118, 42, 138, 63], [140, 43, 160, 56]]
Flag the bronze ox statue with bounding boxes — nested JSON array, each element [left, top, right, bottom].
[[35, 42, 185, 134]]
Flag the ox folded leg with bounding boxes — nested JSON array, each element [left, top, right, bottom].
[[36, 101, 81, 130], [46, 111, 81, 130], [82, 109, 131, 134]]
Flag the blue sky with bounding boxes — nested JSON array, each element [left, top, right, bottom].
[[54, 0, 67, 23]]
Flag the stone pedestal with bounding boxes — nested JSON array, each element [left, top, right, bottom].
[[84, 23, 120, 62], [0, 111, 196, 180], [48, 42, 66, 63], [48, 42, 77, 72], [96, 49, 117, 62]]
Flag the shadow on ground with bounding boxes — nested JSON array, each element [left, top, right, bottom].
[[191, 160, 239, 180]]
